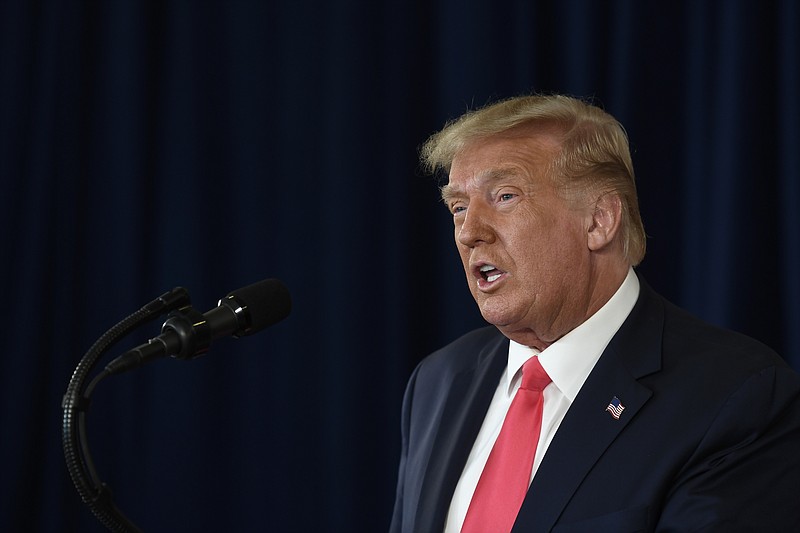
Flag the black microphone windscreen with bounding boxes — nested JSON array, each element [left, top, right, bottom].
[[227, 278, 292, 334]]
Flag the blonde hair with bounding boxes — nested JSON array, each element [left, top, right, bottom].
[[421, 94, 646, 265]]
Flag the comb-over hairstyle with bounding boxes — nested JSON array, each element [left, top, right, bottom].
[[421, 94, 646, 266]]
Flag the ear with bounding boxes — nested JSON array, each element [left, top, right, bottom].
[[587, 193, 623, 252]]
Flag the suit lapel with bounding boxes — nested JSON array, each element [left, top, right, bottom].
[[512, 277, 665, 532], [414, 332, 508, 532]]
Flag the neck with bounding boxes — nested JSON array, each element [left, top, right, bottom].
[[501, 261, 631, 351]]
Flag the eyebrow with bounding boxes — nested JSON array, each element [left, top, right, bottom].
[[440, 169, 520, 204], [439, 183, 460, 204]]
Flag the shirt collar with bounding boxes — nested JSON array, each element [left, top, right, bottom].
[[505, 268, 640, 401]]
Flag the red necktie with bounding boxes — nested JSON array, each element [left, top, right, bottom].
[[461, 356, 551, 533]]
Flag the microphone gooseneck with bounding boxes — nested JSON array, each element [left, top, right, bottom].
[[62, 279, 291, 532]]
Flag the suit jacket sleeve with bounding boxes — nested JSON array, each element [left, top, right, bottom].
[[654, 363, 800, 531], [389, 361, 419, 533]]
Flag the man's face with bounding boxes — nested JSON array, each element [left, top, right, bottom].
[[442, 133, 595, 349]]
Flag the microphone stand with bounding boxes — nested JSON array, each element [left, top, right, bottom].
[[62, 287, 191, 532]]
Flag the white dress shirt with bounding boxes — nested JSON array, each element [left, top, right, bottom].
[[444, 268, 640, 532]]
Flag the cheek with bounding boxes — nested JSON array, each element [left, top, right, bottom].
[[511, 221, 581, 273], [457, 244, 471, 269]]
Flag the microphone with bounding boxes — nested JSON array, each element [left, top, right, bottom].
[[105, 279, 291, 375]]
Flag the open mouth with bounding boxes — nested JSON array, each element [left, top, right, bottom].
[[478, 264, 504, 283]]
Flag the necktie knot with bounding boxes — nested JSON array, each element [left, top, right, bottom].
[[520, 356, 551, 392]]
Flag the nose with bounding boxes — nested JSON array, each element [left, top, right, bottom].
[[456, 201, 495, 247]]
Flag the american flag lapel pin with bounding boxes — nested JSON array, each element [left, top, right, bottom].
[[605, 396, 625, 420]]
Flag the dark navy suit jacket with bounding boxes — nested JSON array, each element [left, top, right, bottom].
[[390, 277, 800, 532]]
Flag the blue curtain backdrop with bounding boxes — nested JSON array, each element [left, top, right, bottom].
[[1, 1, 798, 531]]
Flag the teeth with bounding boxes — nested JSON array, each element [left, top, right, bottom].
[[478, 264, 502, 283]]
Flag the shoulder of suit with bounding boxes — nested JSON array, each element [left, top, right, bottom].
[[417, 326, 506, 375], [660, 297, 785, 368]]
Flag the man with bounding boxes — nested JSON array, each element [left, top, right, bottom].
[[390, 94, 800, 532]]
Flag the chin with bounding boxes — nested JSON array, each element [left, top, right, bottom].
[[478, 306, 516, 329]]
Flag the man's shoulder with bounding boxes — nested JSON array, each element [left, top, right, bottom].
[[416, 326, 506, 377], [659, 294, 785, 370], [633, 276, 786, 369]]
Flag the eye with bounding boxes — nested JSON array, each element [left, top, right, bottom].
[[498, 192, 516, 202], [451, 204, 467, 215]]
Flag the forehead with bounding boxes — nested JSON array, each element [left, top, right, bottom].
[[445, 132, 560, 191]]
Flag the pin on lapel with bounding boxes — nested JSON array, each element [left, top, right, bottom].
[[605, 396, 625, 420]]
